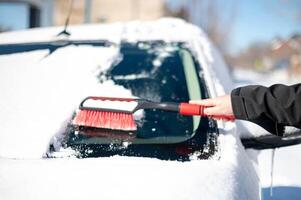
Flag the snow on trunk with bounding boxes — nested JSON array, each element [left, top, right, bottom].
[[0, 45, 133, 158]]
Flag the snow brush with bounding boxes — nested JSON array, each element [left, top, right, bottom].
[[72, 96, 207, 131]]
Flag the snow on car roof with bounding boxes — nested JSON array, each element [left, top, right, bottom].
[[0, 18, 204, 44]]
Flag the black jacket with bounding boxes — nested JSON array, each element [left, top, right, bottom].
[[231, 84, 301, 136]]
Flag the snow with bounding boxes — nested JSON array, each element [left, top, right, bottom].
[[248, 145, 301, 200], [0, 18, 205, 45], [234, 68, 300, 87], [2, 156, 229, 200], [234, 68, 301, 200], [0, 18, 261, 200], [83, 98, 138, 112], [0, 45, 132, 158], [0, 132, 259, 200], [113, 73, 149, 80]]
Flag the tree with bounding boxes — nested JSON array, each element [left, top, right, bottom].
[[165, 0, 238, 55], [0, 26, 9, 33]]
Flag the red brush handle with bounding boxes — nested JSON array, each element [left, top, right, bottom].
[[179, 103, 235, 121], [179, 103, 205, 116]]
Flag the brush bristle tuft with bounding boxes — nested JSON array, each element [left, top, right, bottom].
[[72, 110, 137, 131]]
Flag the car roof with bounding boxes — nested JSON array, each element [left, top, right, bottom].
[[0, 18, 206, 45]]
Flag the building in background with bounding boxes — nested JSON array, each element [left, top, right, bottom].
[[228, 34, 301, 77], [0, 0, 54, 31], [54, 0, 165, 25], [271, 34, 301, 76], [0, 0, 165, 32]]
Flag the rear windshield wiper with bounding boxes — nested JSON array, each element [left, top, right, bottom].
[[0, 40, 115, 56]]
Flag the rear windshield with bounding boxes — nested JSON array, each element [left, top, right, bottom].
[[72, 42, 203, 144]]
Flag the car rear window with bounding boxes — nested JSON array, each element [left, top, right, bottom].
[[71, 42, 203, 145]]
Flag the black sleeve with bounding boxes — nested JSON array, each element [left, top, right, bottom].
[[231, 84, 301, 136]]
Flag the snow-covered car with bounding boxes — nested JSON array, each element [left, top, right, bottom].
[[2, 18, 299, 200]]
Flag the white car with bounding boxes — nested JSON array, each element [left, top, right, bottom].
[[1, 18, 299, 200]]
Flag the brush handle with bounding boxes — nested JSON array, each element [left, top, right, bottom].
[[141, 102, 205, 116], [138, 101, 179, 112], [179, 103, 235, 120], [179, 103, 205, 116]]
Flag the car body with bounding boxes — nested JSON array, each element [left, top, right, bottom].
[[0, 18, 260, 200]]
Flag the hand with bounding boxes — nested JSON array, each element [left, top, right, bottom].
[[189, 95, 235, 121]]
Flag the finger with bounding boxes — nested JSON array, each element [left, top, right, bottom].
[[208, 115, 232, 121], [212, 116, 221, 121], [189, 98, 216, 107], [205, 107, 235, 121], [203, 107, 221, 116], [215, 116, 235, 122]]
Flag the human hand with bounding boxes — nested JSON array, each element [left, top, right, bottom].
[[189, 95, 235, 121]]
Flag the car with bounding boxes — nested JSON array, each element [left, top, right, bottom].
[[1, 18, 300, 200]]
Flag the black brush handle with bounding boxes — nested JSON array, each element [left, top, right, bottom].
[[153, 102, 180, 112], [137, 101, 180, 112]]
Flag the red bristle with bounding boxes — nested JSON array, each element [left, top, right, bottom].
[[72, 110, 137, 131]]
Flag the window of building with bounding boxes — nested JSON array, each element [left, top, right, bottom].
[[0, 2, 40, 32]]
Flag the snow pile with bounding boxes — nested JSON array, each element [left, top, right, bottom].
[[0, 131, 259, 200], [0, 45, 134, 158]]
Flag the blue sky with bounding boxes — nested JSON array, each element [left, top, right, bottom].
[[167, 0, 301, 53], [232, 0, 301, 53]]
